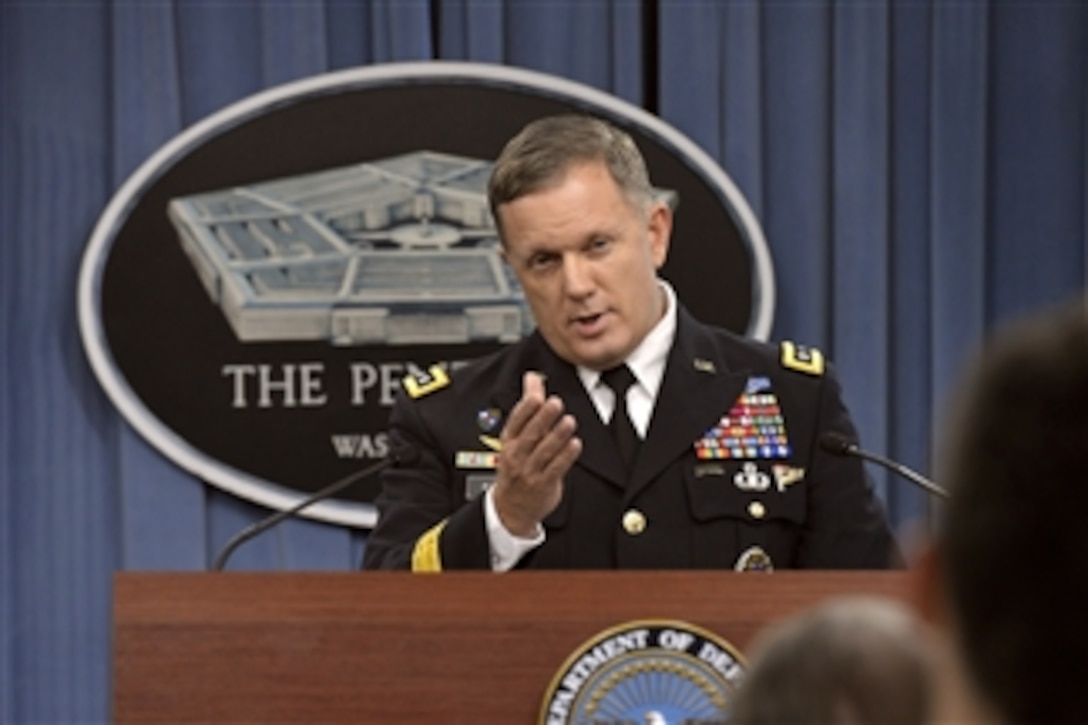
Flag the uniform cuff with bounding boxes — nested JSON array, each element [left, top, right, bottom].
[[484, 487, 544, 571]]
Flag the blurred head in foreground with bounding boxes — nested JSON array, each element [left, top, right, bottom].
[[920, 297, 1088, 723], [730, 595, 934, 725]]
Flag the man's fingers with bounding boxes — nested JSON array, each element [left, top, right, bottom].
[[496, 410, 578, 482], [523, 370, 546, 399], [525, 412, 578, 473], [540, 435, 583, 480], [492, 398, 581, 531], [502, 371, 547, 438]]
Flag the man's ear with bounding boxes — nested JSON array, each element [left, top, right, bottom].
[[647, 201, 672, 269]]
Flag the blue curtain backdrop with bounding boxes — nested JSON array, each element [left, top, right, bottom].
[[3, 1, 1086, 721]]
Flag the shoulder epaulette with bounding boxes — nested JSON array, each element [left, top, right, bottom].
[[402, 364, 451, 399], [780, 341, 825, 376]]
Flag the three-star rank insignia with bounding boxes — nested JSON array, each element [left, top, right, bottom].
[[402, 365, 450, 399], [781, 341, 825, 376]]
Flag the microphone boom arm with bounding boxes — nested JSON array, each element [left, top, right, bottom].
[[818, 432, 948, 499], [846, 445, 948, 499], [212, 456, 396, 572]]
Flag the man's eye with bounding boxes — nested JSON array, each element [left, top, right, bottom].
[[589, 237, 612, 254], [529, 254, 557, 270]]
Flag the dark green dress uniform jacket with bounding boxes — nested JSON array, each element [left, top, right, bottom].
[[362, 306, 900, 571]]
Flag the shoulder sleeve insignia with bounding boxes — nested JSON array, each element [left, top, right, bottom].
[[402, 365, 451, 399], [411, 519, 447, 573], [780, 341, 825, 376]]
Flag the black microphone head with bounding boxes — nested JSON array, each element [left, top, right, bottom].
[[819, 432, 858, 456]]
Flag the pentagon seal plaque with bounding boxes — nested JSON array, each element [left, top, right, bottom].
[[540, 619, 747, 724]]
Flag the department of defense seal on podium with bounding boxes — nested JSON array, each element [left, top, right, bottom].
[[540, 619, 747, 724]]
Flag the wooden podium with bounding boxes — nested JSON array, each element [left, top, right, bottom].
[[114, 570, 910, 723]]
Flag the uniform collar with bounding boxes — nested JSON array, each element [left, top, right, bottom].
[[577, 279, 677, 398]]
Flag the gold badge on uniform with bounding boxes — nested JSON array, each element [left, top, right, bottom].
[[772, 464, 805, 491], [478, 435, 502, 451]]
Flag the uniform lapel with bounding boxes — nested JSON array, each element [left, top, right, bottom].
[[541, 358, 622, 486], [625, 311, 749, 500], [488, 334, 625, 488]]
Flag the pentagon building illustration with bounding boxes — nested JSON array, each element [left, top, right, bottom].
[[167, 151, 531, 346]]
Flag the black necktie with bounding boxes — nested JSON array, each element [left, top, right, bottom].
[[601, 365, 639, 470]]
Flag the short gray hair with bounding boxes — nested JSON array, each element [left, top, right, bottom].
[[487, 114, 654, 234]]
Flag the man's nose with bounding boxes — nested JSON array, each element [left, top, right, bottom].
[[561, 256, 595, 298]]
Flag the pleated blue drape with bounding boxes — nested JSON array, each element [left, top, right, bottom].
[[3, 1, 1086, 721]]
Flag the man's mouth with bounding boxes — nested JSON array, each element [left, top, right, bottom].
[[571, 311, 607, 334]]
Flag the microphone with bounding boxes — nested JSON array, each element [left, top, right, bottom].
[[211, 444, 418, 571], [818, 432, 948, 499]]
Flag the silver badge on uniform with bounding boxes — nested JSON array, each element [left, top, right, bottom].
[[464, 473, 494, 501], [733, 462, 771, 491]]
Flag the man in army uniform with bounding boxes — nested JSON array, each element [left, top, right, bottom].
[[363, 114, 898, 572]]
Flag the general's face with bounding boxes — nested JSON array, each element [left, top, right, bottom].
[[497, 161, 672, 371]]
